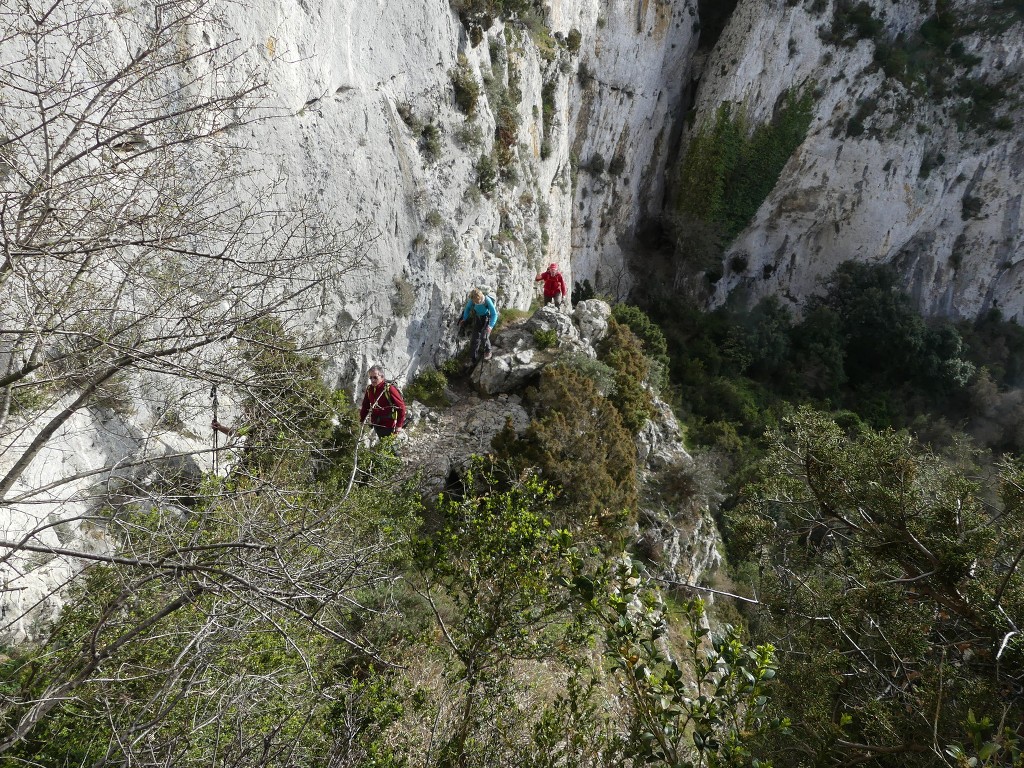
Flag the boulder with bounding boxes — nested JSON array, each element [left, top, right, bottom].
[[474, 304, 589, 394], [573, 299, 612, 344]]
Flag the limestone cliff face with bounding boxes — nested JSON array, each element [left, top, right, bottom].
[[694, 0, 1024, 319], [554, 0, 698, 291], [6, 0, 1023, 639], [208, 0, 696, 388]]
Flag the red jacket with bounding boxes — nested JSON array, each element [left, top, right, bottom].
[[536, 269, 567, 298], [360, 381, 406, 429]]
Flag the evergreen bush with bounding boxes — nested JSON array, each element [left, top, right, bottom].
[[532, 328, 558, 349], [493, 365, 637, 533], [597, 320, 654, 434], [449, 54, 481, 116], [405, 368, 449, 407], [675, 88, 814, 245]]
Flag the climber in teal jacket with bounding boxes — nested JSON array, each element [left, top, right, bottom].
[[459, 288, 499, 363]]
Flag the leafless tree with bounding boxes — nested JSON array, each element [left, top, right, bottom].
[[0, 1, 401, 762]]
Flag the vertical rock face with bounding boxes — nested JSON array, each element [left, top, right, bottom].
[[556, 0, 699, 294], [212, 0, 697, 385], [689, 0, 1024, 319]]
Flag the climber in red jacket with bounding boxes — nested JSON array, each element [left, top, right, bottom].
[[535, 263, 568, 307], [359, 365, 406, 439]]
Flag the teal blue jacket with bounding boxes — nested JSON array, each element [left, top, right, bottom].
[[462, 296, 499, 329]]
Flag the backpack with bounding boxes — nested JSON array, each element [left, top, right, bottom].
[[368, 379, 404, 424], [383, 380, 403, 413]]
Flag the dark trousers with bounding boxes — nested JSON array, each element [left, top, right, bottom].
[[372, 424, 396, 439], [543, 294, 562, 306], [469, 315, 491, 362]]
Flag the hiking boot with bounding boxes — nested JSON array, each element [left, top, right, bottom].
[[484, 350, 492, 360]]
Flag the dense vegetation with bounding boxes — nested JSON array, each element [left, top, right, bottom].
[[4, 0, 1024, 763], [0, 303, 785, 766], [668, 87, 815, 288], [643, 261, 1024, 458], [731, 409, 1024, 767], [634, 261, 1024, 766]]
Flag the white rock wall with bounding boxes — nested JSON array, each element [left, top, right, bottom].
[[561, 0, 700, 296], [692, 0, 1024, 319]]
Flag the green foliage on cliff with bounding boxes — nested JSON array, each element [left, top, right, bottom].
[[675, 87, 815, 247], [450, 0, 533, 22], [409, 462, 583, 766], [580, 556, 787, 767], [828, 0, 1015, 133], [644, 261, 993, 458], [597, 320, 655, 434], [450, 54, 481, 116], [611, 302, 669, 360], [0, 392, 420, 766], [824, 0, 883, 46]]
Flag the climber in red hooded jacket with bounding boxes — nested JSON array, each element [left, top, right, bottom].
[[535, 263, 568, 306]]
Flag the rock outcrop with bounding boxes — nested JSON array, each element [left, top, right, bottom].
[[405, 300, 722, 590]]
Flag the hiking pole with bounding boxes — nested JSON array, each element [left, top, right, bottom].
[[210, 384, 219, 476]]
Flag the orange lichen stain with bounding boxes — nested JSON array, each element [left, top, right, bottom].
[[650, 0, 673, 41], [903, 182, 925, 221], [266, 37, 277, 58], [638, 0, 650, 33], [529, 123, 541, 158]]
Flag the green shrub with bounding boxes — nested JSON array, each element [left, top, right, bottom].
[[566, 28, 582, 53], [405, 368, 449, 407], [396, 101, 423, 133], [454, 120, 484, 148], [420, 123, 442, 162], [674, 87, 814, 244], [493, 89, 521, 162], [611, 304, 669, 359], [425, 209, 443, 228], [463, 182, 483, 206], [577, 62, 594, 87], [561, 352, 617, 396], [392, 275, 416, 317], [541, 79, 556, 140], [825, 0, 883, 46], [846, 97, 877, 138], [494, 305, 531, 332], [438, 236, 459, 268], [493, 365, 637, 533], [573, 278, 595, 303], [476, 152, 498, 196], [440, 356, 465, 378], [450, 54, 481, 116], [597, 320, 654, 434], [525, 10, 558, 60], [532, 328, 558, 349]]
